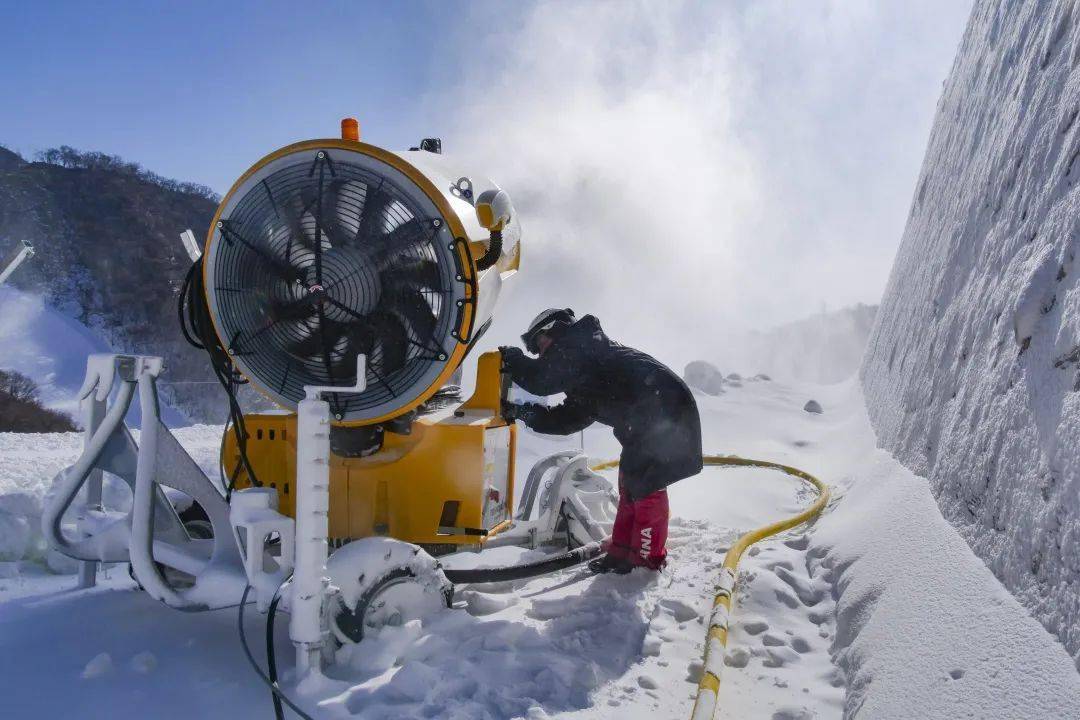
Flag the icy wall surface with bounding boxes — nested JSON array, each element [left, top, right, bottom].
[[862, 0, 1080, 661]]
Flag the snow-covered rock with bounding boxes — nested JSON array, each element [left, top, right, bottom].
[[862, 0, 1080, 661], [684, 360, 726, 395]]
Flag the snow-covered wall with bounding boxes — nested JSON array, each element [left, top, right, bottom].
[[862, 0, 1080, 662]]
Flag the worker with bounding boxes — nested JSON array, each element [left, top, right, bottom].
[[500, 308, 703, 573]]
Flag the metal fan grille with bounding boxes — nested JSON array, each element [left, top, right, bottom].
[[207, 147, 462, 422]]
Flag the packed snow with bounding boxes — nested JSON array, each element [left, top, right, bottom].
[[2, 376, 1077, 718], [862, 0, 1080, 662]]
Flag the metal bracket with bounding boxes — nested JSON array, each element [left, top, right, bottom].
[[42, 354, 246, 610], [179, 229, 202, 262]]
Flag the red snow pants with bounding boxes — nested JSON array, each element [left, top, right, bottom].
[[607, 471, 669, 569]]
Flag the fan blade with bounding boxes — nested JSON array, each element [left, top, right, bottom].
[[282, 323, 325, 358], [369, 311, 409, 374], [355, 184, 393, 243], [379, 258, 441, 291], [282, 188, 320, 252], [372, 218, 428, 260], [330, 325, 376, 374], [281, 312, 348, 357], [219, 220, 305, 284], [268, 294, 319, 323], [385, 289, 437, 343], [323, 178, 357, 247]]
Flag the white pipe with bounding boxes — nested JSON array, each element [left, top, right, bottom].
[[290, 396, 331, 677], [0, 241, 33, 285], [289, 356, 366, 676]]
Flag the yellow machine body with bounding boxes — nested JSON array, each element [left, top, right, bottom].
[[226, 351, 517, 548]]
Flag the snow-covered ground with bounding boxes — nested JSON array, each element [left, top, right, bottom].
[[1, 378, 1078, 718]]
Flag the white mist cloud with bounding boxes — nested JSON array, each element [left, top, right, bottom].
[[433, 0, 971, 369]]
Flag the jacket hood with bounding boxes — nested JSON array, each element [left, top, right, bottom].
[[552, 314, 604, 344]]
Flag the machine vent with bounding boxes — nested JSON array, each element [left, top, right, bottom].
[[206, 147, 466, 423]]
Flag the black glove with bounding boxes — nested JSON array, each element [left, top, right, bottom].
[[501, 401, 538, 424], [499, 346, 526, 374]]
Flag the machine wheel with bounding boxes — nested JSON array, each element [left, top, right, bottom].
[[327, 538, 454, 644]]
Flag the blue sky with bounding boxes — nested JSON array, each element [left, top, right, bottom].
[[1, 1, 497, 192], [3, 1, 975, 359]]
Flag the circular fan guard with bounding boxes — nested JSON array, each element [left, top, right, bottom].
[[206, 146, 466, 424]]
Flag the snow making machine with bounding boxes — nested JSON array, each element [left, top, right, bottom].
[[43, 120, 617, 683]]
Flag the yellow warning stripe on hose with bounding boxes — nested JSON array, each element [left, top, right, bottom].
[[590, 455, 830, 720]]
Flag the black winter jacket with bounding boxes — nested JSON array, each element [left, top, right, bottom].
[[505, 315, 703, 499]]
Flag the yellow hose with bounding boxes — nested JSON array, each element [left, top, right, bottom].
[[590, 455, 831, 720]]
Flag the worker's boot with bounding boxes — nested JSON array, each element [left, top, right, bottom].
[[588, 553, 633, 574]]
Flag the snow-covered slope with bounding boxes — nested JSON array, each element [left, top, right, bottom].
[[3, 379, 1079, 718], [0, 286, 108, 417], [862, 0, 1080, 663], [0, 286, 190, 427]]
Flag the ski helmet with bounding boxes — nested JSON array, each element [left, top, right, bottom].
[[522, 308, 575, 353]]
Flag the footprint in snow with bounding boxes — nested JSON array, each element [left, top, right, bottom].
[[774, 588, 801, 609], [783, 535, 810, 551], [789, 636, 812, 654], [742, 619, 770, 635], [637, 674, 660, 690], [659, 597, 699, 623], [723, 647, 750, 669], [763, 645, 799, 668], [773, 566, 825, 606], [762, 632, 787, 647]]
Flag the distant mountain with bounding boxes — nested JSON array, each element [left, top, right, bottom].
[[0, 145, 234, 422]]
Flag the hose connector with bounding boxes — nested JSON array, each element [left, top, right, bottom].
[[475, 188, 513, 271]]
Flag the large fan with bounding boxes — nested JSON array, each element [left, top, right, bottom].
[[205, 143, 476, 424]]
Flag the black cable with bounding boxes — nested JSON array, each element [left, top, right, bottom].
[[442, 539, 604, 584], [177, 256, 261, 500], [237, 585, 315, 720], [265, 579, 289, 720]]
